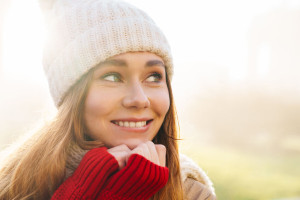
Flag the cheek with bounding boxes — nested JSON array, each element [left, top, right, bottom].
[[84, 88, 119, 127], [150, 87, 170, 117], [85, 91, 106, 116]]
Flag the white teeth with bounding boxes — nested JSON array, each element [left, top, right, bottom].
[[114, 121, 147, 128], [129, 122, 135, 128], [124, 121, 129, 127], [136, 122, 142, 127]]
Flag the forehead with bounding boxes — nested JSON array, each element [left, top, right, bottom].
[[112, 52, 164, 61], [93, 52, 166, 72]]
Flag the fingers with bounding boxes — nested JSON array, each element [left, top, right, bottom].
[[155, 144, 166, 167], [130, 141, 166, 167], [108, 142, 167, 169], [107, 144, 131, 169], [147, 142, 160, 165], [108, 144, 131, 153]]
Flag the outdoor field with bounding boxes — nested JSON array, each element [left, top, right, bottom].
[[181, 144, 300, 200], [177, 87, 300, 200]]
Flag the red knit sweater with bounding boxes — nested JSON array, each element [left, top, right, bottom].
[[51, 147, 169, 200]]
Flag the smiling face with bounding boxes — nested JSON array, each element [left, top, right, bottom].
[[83, 52, 170, 149]]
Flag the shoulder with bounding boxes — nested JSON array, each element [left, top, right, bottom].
[[183, 178, 216, 200], [180, 153, 216, 200]]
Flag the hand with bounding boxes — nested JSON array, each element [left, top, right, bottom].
[[98, 142, 169, 200], [107, 144, 131, 170], [128, 141, 166, 167]]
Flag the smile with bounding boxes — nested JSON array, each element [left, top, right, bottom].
[[111, 120, 153, 128]]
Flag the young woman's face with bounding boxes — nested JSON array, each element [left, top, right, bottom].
[[84, 52, 170, 149]]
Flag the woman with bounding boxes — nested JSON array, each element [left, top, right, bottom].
[[0, 0, 216, 199]]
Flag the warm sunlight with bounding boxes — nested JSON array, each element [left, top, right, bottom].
[[1, 0, 300, 199], [2, 0, 45, 82]]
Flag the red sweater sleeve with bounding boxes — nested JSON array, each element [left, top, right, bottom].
[[51, 149, 169, 200], [97, 154, 169, 200], [51, 147, 119, 200]]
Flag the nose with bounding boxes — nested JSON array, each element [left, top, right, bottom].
[[122, 82, 150, 109]]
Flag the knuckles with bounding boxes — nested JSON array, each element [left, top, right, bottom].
[[107, 142, 167, 167]]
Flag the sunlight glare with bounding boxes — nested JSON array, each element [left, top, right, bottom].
[[2, 0, 45, 83]]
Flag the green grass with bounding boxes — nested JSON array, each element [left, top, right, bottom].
[[181, 143, 300, 200]]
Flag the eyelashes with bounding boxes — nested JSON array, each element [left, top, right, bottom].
[[101, 72, 121, 82], [100, 72, 164, 83], [145, 72, 163, 83]]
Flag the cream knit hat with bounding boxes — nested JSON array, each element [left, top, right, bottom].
[[40, 0, 173, 107]]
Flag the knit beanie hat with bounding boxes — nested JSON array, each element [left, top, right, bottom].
[[39, 0, 173, 107]]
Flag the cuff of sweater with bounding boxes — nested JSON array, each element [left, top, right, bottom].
[[70, 147, 119, 198], [102, 154, 169, 200]]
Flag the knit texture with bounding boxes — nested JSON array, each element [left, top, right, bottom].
[[180, 153, 215, 196], [63, 143, 216, 199], [40, 0, 173, 107], [52, 147, 169, 200], [98, 154, 169, 199]]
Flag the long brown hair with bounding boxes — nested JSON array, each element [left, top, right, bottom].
[[0, 66, 183, 200]]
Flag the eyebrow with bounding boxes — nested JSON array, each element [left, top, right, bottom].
[[101, 59, 127, 67], [145, 60, 165, 68], [101, 59, 165, 68]]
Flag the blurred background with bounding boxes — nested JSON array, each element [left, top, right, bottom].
[[0, 0, 300, 199]]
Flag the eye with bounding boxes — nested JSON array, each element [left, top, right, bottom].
[[145, 72, 162, 83], [101, 73, 121, 82]]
